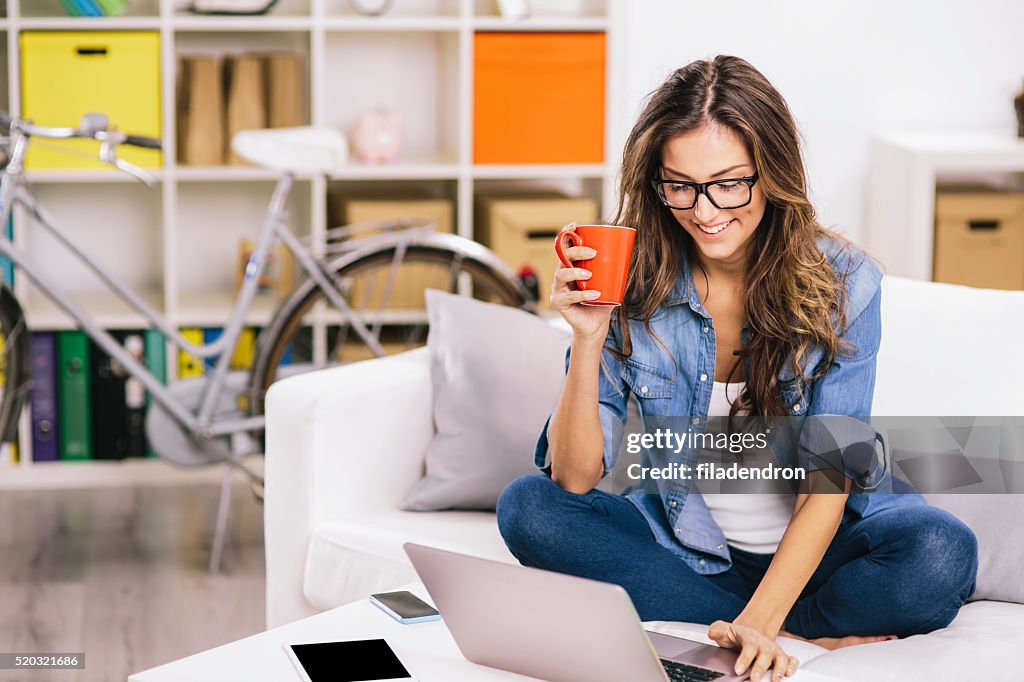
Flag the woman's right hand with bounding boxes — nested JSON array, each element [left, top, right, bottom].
[[708, 621, 800, 681], [551, 223, 615, 343]]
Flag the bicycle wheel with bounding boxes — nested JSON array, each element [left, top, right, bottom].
[[246, 230, 535, 416], [0, 285, 31, 445]]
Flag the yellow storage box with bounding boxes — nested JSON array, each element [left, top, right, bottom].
[[20, 31, 162, 170]]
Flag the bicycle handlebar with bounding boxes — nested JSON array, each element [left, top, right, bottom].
[[0, 111, 163, 151], [123, 134, 162, 150], [1, 111, 162, 185]]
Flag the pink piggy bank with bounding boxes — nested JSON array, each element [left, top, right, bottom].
[[350, 109, 404, 164]]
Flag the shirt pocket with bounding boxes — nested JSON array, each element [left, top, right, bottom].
[[621, 359, 674, 424]]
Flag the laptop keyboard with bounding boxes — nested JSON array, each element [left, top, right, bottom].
[[660, 658, 726, 681]]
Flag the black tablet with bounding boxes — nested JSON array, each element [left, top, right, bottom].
[[284, 638, 415, 682]]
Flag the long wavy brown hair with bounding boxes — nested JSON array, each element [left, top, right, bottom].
[[611, 55, 861, 418]]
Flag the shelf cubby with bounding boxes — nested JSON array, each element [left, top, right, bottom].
[[321, 30, 460, 166], [324, 0, 460, 18], [172, 180, 312, 323], [172, 0, 311, 20], [19, 0, 159, 19], [472, 0, 606, 18], [17, 182, 165, 329]]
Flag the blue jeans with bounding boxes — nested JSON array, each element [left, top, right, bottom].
[[496, 475, 978, 639]]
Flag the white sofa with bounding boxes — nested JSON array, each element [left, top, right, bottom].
[[265, 276, 1024, 681]]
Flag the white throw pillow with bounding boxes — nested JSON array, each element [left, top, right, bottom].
[[400, 290, 570, 511]]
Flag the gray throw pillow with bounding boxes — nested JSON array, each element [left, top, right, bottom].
[[924, 494, 1024, 603], [400, 289, 570, 511]]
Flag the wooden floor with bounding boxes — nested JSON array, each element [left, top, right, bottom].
[[0, 483, 266, 682]]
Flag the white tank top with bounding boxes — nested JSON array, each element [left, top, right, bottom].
[[701, 380, 793, 555]]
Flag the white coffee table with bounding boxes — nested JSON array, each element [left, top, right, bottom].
[[129, 583, 844, 682]]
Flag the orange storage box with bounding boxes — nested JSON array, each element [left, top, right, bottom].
[[473, 32, 605, 164]]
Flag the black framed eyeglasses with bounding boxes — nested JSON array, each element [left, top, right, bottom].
[[651, 171, 760, 210]]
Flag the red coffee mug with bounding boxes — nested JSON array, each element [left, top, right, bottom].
[[554, 224, 637, 306]]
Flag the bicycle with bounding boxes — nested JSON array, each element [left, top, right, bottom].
[[0, 112, 535, 569]]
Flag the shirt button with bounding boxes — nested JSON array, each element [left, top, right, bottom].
[[640, 386, 649, 394], [669, 500, 677, 508], [699, 559, 706, 566], [702, 326, 709, 334], [691, 417, 700, 425], [699, 373, 708, 382], [792, 403, 803, 413]]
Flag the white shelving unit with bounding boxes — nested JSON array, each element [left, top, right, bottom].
[[865, 130, 1024, 281], [0, 0, 623, 481]]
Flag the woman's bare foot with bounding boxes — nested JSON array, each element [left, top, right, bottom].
[[779, 630, 898, 650]]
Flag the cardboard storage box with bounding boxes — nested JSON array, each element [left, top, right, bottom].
[[473, 32, 605, 164], [21, 31, 162, 170], [475, 195, 599, 310], [342, 198, 455, 309], [934, 192, 1024, 290]]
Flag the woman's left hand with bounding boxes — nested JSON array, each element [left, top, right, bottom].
[[707, 620, 799, 681]]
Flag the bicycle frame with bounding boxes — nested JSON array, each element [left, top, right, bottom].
[[0, 126, 389, 451]]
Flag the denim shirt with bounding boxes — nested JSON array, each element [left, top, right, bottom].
[[534, 236, 925, 575]]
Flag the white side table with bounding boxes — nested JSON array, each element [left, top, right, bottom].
[[865, 130, 1024, 281], [129, 583, 842, 682]]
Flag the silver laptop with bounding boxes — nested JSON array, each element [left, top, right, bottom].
[[404, 543, 749, 682]]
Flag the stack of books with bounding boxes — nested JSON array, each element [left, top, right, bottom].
[[29, 329, 161, 462], [58, 0, 129, 17], [26, 326, 261, 463]]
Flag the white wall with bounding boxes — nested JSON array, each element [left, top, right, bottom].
[[616, 0, 1024, 244]]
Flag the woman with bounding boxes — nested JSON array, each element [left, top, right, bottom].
[[496, 56, 978, 682]]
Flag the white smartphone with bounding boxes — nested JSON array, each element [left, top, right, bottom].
[[283, 638, 416, 682], [368, 591, 441, 625]]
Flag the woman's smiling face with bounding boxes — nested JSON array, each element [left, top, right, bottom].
[[659, 125, 766, 269]]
